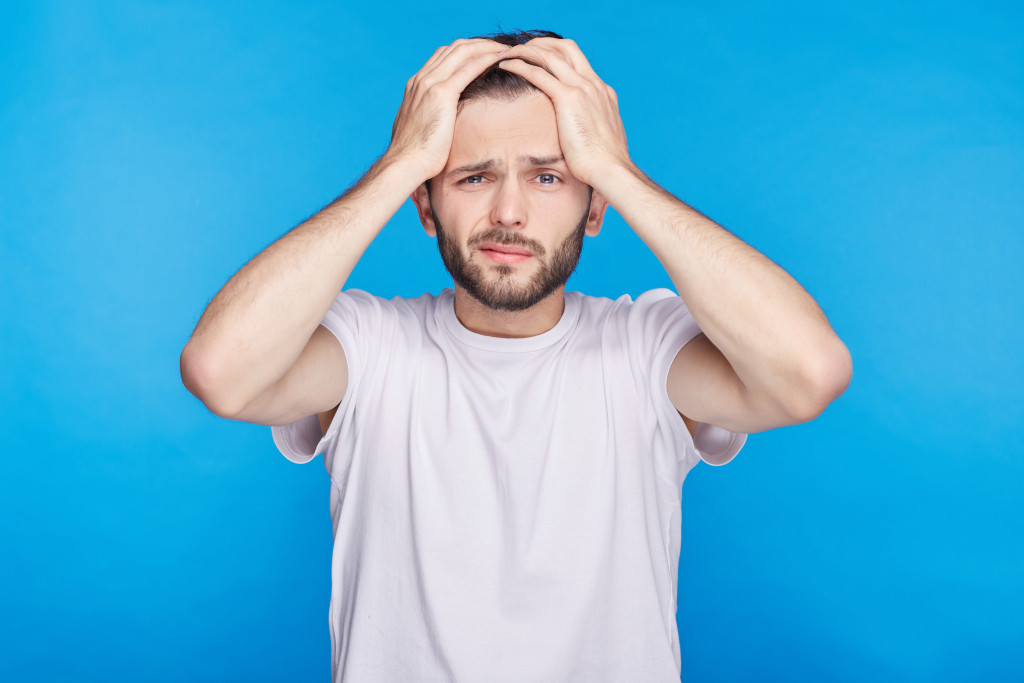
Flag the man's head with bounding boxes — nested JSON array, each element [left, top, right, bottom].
[[457, 29, 560, 113], [411, 29, 608, 312]]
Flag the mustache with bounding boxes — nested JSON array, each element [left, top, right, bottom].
[[469, 228, 546, 256]]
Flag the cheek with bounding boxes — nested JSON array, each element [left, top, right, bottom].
[[433, 198, 466, 230], [541, 194, 590, 226], [437, 191, 489, 218]]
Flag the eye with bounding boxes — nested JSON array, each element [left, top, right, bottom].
[[460, 175, 485, 184], [537, 173, 559, 185]]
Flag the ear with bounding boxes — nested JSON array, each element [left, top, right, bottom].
[[410, 183, 438, 237], [584, 189, 610, 237]]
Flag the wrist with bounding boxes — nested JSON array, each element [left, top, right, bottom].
[[377, 150, 437, 191], [592, 159, 648, 208]]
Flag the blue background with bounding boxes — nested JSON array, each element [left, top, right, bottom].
[[2, 1, 1022, 681]]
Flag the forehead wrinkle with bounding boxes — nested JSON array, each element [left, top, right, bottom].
[[445, 154, 565, 178]]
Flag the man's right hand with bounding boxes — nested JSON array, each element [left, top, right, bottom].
[[181, 41, 510, 427], [385, 39, 512, 181]]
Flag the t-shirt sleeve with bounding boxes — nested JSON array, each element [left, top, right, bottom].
[[626, 288, 747, 467], [270, 288, 381, 465]]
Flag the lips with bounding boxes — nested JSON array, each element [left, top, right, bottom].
[[477, 241, 534, 257]]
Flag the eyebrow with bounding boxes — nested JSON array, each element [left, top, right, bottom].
[[445, 155, 565, 178]]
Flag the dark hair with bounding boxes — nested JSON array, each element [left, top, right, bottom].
[[425, 29, 564, 198], [457, 29, 563, 111]]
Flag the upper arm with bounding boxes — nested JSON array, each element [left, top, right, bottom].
[[231, 323, 348, 428], [667, 332, 801, 435]]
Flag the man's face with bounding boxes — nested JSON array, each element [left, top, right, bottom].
[[415, 92, 604, 312]]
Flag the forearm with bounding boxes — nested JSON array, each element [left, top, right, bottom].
[[181, 153, 425, 414], [599, 162, 851, 414]]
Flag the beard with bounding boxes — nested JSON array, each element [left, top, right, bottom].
[[430, 199, 591, 313]]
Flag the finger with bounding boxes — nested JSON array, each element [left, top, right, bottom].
[[425, 38, 506, 79], [530, 39, 619, 106], [408, 44, 462, 94], [439, 48, 516, 94], [495, 58, 568, 99], [412, 39, 502, 87], [422, 42, 509, 91], [519, 37, 600, 81], [433, 38, 478, 67], [420, 45, 450, 72], [497, 43, 591, 89]]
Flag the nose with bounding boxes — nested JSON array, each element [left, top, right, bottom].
[[489, 177, 527, 229]]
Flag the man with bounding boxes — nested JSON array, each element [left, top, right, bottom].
[[181, 29, 851, 682]]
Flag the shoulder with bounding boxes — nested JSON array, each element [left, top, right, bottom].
[[579, 288, 686, 318], [311, 290, 442, 438], [325, 288, 441, 325], [624, 288, 688, 314], [572, 287, 681, 315], [588, 288, 693, 338], [330, 288, 429, 310], [570, 290, 617, 322]]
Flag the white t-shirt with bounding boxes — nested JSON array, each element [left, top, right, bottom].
[[271, 287, 746, 683]]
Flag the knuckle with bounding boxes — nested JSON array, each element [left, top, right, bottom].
[[427, 83, 454, 101]]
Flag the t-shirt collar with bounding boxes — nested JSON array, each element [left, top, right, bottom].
[[438, 288, 580, 352]]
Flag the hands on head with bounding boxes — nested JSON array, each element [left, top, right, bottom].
[[386, 39, 512, 181], [495, 38, 631, 187], [386, 36, 632, 190]]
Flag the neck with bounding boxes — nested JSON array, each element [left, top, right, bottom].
[[452, 285, 566, 338]]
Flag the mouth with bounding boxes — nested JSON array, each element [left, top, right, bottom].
[[477, 241, 535, 264]]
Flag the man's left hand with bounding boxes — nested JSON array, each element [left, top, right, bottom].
[[496, 38, 633, 189]]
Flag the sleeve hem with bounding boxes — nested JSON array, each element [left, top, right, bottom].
[[693, 424, 746, 466], [655, 309, 747, 468], [271, 416, 322, 464], [268, 292, 363, 465]]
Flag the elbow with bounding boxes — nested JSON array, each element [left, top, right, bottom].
[[790, 338, 854, 423], [180, 342, 245, 419]]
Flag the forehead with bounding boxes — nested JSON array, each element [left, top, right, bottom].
[[446, 93, 562, 168]]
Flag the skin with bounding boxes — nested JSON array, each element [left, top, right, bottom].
[[181, 40, 532, 425], [182, 36, 850, 446], [410, 92, 608, 338], [489, 39, 852, 430]]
